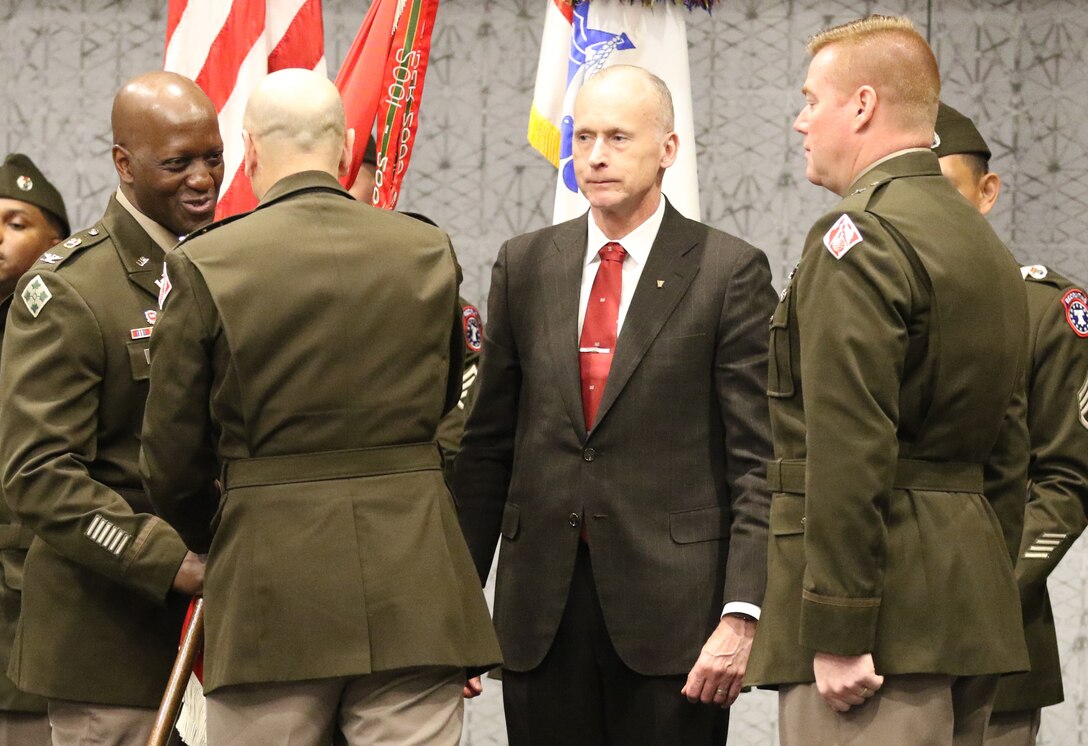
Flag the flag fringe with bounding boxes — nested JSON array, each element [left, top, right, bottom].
[[561, 0, 719, 9], [528, 105, 562, 167]]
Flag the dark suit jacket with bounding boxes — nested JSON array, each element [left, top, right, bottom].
[[140, 171, 501, 692], [454, 201, 776, 675]]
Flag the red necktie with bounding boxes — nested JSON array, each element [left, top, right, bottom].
[[579, 242, 626, 431]]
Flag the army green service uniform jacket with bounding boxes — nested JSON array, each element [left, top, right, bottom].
[[0, 197, 190, 706], [140, 171, 501, 693], [747, 150, 1031, 686], [992, 266, 1088, 712], [0, 298, 46, 714]]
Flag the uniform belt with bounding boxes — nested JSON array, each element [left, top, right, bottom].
[[221, 442, 442, 490], [766, 458, 983, 495], [0, 524, 35, 550]]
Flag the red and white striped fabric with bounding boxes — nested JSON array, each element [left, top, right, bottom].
[[164, 0, 326, 219]]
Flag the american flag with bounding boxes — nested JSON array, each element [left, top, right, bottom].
[[164, 0, 326, 219]]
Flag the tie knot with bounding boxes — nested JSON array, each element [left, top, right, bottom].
[[599, 242, 627, 263]]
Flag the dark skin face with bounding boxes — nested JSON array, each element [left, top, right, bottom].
[[112, 72, 225, 236], [0, 199, 61, 300]]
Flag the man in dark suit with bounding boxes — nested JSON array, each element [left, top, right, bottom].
[[140, 68, 500, 745], [454, 64, 776, 744]]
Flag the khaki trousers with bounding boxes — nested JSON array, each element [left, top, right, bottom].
[[47, 700, 156, 746], [206, 666, 465, 746], [779, 674, 998, 746], [0, 710, 50, 745], [984, 709, 1041, 746]]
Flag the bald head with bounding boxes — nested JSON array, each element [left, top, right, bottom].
[[242, 69, 351, 198], [111, 71, 224, 236], [579, 65, 675, 136]]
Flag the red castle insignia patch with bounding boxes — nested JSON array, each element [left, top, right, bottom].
[[823, 214, 863, 259]]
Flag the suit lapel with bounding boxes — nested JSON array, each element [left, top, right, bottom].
[[100, 196, 169, 301], [590, 203, 703, 432], [543, 215, 593, 439]]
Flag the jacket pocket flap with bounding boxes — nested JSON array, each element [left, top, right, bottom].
[[126, 341, 151, 381], [500, 503, 520, 540], [770, 494, 805, 536], [670, 505, 726, 544]]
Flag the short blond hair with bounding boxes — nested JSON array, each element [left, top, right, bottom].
[[809, 15, 940, 133]]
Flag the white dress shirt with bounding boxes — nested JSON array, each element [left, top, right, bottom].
[[577, 199, 760, 622]]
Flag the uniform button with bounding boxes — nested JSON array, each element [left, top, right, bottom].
[[800, 516, 806, 528], [583, 447, 596, 462], [569, 512, 581, 528]]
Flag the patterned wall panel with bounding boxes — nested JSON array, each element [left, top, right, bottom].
[[3, 1, 1088, 744]]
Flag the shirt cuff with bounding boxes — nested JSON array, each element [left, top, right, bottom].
[[721, 602, 761, 620]]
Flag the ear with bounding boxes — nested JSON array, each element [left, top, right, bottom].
[[660, 130, 679, 170], [976, 171, 1002, 216], [241, 130, 257, 180], [339, 128, 356, 181], [853, 86, 877, 131], [113, 145, 134, 185]]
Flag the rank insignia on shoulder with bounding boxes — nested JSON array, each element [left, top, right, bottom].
[[62, 237, 81, 249], [1021, 264, 1048, 280], [463, 304, 483, 352], [823, 214, 863, 259], [39, 252, 62, 264], [20, 275, 51, 317], [1062, 289, 1088, 338]]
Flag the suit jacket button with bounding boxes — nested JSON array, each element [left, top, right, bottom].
[[569, 512, 581, 528], [583, 447, 596, 462]]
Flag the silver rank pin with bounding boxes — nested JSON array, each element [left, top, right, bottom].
[[850, 181, 881, 197], [39, 252, 62, 264]]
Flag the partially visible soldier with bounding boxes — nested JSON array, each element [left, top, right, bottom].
[[0, 72, 222, 745], [0, 153, 69, 744], [935, 102, 1088, 746]]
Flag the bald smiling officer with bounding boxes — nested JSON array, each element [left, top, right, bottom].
[[0, 72, 222, 745]]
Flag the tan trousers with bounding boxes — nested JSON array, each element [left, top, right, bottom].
[[206, 666, 465, 746], [984, 709, 1041, 746], [0, 710, 50, 745], [779, 674, 998, 746], [47, 700, 156, 746]]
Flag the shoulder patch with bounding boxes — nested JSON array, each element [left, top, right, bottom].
[[823, 214, 863, 259], [20, 275, 52, 317], [462, 304, 483, 352], [1021, 264, 1049, 281], [1062, 289, 1088, 338]]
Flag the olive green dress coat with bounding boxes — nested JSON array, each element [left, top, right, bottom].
[[992, 266, 1088, 713], [140, 171, 501, 694], [0, 197, 190, 706], [747, 150, 1031, 686], [0, 298, 46, 714]]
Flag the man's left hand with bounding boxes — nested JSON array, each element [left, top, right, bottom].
[[681, 614, 755, 707]]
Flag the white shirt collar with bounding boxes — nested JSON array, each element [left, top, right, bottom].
[[584, 197, 666, 269]]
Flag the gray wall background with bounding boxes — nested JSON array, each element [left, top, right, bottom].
[[3, 1, 1087, 743]]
